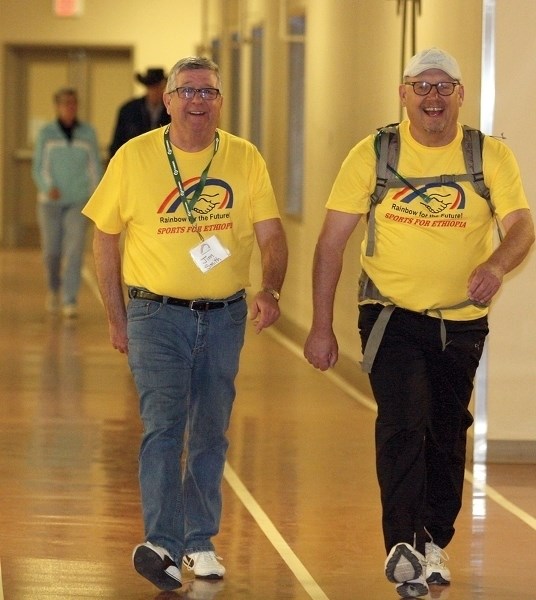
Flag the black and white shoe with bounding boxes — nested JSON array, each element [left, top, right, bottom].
[[132, 541, 182, 590]]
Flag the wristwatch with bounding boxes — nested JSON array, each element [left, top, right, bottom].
[[262, 288, 280, 302]]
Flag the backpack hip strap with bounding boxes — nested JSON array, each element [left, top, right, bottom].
[[359, 271, 480, 373], [360, 304, 396, 373]]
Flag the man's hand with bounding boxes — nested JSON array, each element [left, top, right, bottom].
[[467, 262, 503, 306], [249, 290, 280, 333], [304, 328, 339, 371], [468, 208, 534, 306]]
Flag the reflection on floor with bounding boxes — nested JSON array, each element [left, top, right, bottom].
[[0, 249, 535, 600]]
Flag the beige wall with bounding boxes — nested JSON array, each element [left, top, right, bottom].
[[0, 0, 202, 69], [487, 0, 536, 451], [1, 0, 534, 460]]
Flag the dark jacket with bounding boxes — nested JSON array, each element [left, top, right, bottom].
[[108, 96, 171, 158]]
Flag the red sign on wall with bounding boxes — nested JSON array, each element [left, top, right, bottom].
[[54, 0, 84, 17]]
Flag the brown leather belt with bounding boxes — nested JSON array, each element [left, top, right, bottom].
[[128, 287, 245, 311]]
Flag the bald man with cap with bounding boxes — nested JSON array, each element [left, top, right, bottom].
[[304, 47, 534, 598]]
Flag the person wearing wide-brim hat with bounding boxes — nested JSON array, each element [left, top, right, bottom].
[[108, 67, 171, 158], [136, 67, 167, 86]]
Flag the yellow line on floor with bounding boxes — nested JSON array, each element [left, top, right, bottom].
[[0, 558, 4, 600], [224, 463, 330, 600]]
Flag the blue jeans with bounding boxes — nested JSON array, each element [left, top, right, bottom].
[[127, 293, 247, 563], [36, 202, 88, 305]]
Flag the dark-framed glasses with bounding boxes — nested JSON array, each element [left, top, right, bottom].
[[405, 81, 459, 96], [173, 87, 221, 100]]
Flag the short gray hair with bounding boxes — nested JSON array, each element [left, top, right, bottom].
[[53, 87, 77, 103], [165, 57, 222, 93]]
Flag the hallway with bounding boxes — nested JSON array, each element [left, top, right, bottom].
[[0, 249, 535, 599]]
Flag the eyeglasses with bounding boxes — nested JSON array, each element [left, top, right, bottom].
[[172, 87, 221, 100], [405, 81, 459, 96]]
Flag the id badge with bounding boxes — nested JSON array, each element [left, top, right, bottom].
[[190, 235, 231, 273]]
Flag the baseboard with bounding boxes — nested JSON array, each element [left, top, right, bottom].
[[486, 440, 536, 464]]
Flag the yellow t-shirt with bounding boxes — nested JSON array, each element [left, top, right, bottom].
[[83, 128, 281, 299], [326, 120, 530, 320]]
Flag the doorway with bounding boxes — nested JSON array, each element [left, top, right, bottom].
[[2, 44, 133, 247]]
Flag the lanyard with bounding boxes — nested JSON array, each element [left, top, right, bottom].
[[164, 125, 220, 241]]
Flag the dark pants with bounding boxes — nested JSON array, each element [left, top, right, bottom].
[[358, 304, 488, 555]]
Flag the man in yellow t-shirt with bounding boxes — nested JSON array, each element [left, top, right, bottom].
[[83, 57, 287, 592], [304, 48, 534, 599]]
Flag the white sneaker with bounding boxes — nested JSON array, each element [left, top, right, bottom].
[[62, 304, 78, 318], [132, 541, 182, 590], [385, 542, 425, 583], [425, 541, 451, 585], [183, 551, 225, 579], [385, 542, 428, 598]]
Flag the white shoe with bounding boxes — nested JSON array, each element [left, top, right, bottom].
[[385, 542, 428, 598], [385, 542, 425, 583], [425, 541, 451, 585], [62, 304, 78, 318], [132, 541, 182, 590], [183, 551, 225, 579]]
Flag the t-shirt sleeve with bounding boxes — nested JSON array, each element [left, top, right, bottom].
[[325, 134, 377, 214]]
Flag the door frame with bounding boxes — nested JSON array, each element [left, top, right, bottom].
[[2, 43, 133, 247]]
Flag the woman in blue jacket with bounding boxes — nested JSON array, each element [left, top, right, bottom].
[[32, 88, 102, 317]]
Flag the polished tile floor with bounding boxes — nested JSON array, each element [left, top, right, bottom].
[[0, 249, 535, 599]]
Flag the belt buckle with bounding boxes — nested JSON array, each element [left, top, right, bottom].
[[189, 300, 210, 311]]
